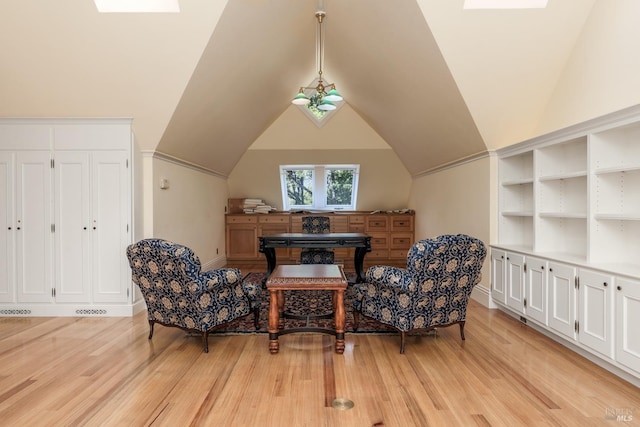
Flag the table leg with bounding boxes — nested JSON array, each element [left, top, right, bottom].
[[277, 289, 285, 330], [334, 289, 345, 354], [268, 289, 280, 354]]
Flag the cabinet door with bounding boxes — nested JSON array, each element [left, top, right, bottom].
[[16, 151, 53, 303], [506, 253, 525, 313], [54, 152, 91, 303], [226, 224, 258, 259], [0, 152, 15, 303], [578, 269, 613, 358], [91, 151, 130, 303], [490, 249, 506, 304], [548, 262, 577, 340], [526, 256, 547, 325], [615, 277, 640, 373]]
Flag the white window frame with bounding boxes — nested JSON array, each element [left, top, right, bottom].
[[280, 164, 359, 211]]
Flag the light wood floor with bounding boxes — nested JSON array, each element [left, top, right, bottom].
[[1, 297, 639, 426]]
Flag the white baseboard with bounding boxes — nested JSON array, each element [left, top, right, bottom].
[[202, 255, 227, 271], [0, 299, 145, 317], [471, 284, 496, 308]]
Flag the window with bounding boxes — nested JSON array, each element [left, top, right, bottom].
[[280, 164, 359, 211]]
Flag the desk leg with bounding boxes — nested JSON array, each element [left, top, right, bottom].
[[354, 247, 367, 283], [263, 248, 277, 282], [268, 289, 280, 354], [334, 289, 345, 354]]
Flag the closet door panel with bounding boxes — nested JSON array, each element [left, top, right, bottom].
[[54, 152, 91, 302], [16, 151, 52, 303]]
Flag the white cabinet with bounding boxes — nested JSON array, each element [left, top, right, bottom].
[[54, 152, 91, 303], [578, 269, 614, 359], [615, 277, 640, 373], [90, 151, 130, 303], [525, 256, 547, 325], [54, 151, 130, 304], [547, 261, 576, 340], [0, 152, 15, 303], [16, 151, 54, 303], [505, 252, 525, 314], [490, 248, 507, 304], [493, 106, 640, 382], [0, 119, 135, 316]]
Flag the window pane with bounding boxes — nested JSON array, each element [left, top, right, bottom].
[[326, 169, 354, 206], [285, 169, 313, 206]]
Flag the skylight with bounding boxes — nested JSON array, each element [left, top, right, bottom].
[[464, 0, 548, 9], [94, 0, 180, 13]]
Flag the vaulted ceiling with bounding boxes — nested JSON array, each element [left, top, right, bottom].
[[1, 0, 596, 176]]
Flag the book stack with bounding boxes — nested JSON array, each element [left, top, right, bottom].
[[241, 198, 275, 214]]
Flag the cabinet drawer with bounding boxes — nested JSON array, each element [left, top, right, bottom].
[[369, 233, 389, 249], [391, 216, 414, 231], [368, 249, 390, 259], [331, 216, 349, 232], [366, 216, 389, 232], [390, 233, 413, 250], [349, 224, 365, 233], [390, 249, 409, 259], [226, 215, 257, 224], [258, 215, 289, 224], [349, 215, 365, 225]]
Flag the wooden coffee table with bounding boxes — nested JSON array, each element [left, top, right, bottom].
[[266, 264, 348, 354]]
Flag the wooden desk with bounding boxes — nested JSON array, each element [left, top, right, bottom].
[[259, 232, 371, 283], [266, 264, 348, 354]]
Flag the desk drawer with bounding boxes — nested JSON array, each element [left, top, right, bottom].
[[390, 233, 413, 250], [368, 249, 390, 259], [391, 215, 414, 231], [390, 249, 410, 259], [366, 215, 389, 232], [258, 215, 289, 224], [369, 233, 389, 249], [226, 215, 257, 224]]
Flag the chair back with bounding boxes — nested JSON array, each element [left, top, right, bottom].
[[126, 238, 203, 318], [302, 216, 331, 234], [407, 234, 486, 298]]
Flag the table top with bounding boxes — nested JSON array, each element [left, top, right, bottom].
[[266, 264, 347, 289]]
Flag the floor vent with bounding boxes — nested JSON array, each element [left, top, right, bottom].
[[76, 308, 108, 315], [0, 309, 32, 315], [519, 316, 527, 324]]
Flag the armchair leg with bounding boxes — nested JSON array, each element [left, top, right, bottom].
[[353, 310, 360, 331], [253, 306, 260, 331], [148, 320, 155, 339], [203, 331, 209, 353], [400, 331, 406, 354], [459, 321, 466, 340]]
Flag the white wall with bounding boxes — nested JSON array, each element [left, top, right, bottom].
[[409, 156, 492, 305], [151, 157, 228, 268], [538, 0, 640, 132]]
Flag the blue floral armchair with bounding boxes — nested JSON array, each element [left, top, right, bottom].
[[353, 234, 486, 353], [126, 239, 260, 353], [300, 216, 335, 264]]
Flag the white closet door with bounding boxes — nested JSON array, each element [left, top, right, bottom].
[[92, 151, 130, 303], [0, 152, 15, 303], [54, 152, 91, 303], [16, 151, 53, 303]]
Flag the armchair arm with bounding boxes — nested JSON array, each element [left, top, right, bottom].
[[366, 265, 414, 292], [200, 268, 242, 291]]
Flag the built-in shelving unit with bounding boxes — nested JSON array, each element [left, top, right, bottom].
[[492, 105, 640, 385]]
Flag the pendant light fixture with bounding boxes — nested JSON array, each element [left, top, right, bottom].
[[291, 9, 343, 112]]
